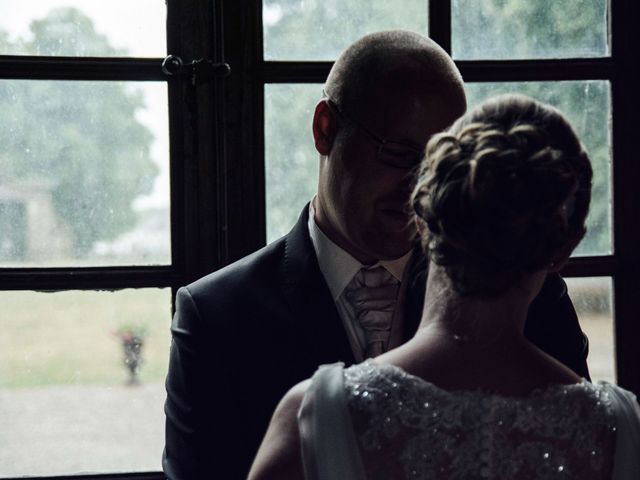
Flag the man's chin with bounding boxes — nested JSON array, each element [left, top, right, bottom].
[[364, 226, 416, 260], [378, 209, 412, 232]]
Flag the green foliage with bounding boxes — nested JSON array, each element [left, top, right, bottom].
[[264, 0, 428, 60], [0, 8, 157, 255], [27, 7, 126, 57], [264, 84, 321, 241], [452, 0, 607, 59]]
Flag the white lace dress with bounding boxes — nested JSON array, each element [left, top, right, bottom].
[[298, 361, 640, 480]]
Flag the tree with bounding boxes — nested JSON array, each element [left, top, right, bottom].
[[452, 0, 607, 59], [0, 8, 158, 257], [263, 0, 428, 60]]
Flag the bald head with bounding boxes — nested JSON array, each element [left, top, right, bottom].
[[312, 30, 467, 263], [324, 30, 466, 118]]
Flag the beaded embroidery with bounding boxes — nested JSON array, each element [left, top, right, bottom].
[[344, 361, 616, 479]]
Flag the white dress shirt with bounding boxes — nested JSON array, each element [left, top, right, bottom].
[[308, 200, 412, 362]]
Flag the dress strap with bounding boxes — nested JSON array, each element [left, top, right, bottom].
[[298, 362, 366, 480], [607, 384, 640, 480]]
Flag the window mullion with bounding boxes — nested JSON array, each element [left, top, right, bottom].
[[561, 256, 616, 278], [457, 58, 614, 82], [220, 0, 268, 261], [0, 56, 165, 81], [428, 0, 452, 53], [166, 0, 228, 282], [0, 267, 179, 291], [609, 0, 640, 395]]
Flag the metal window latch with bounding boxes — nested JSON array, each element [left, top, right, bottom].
[[162, 55, 231, 85]]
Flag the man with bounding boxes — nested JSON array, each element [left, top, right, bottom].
[[163, 31, 589, 479]]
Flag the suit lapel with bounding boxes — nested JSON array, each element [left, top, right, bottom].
[[281, 204, 356, 366]]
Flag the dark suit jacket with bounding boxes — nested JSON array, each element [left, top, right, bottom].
[[163, 205, 589, 479]]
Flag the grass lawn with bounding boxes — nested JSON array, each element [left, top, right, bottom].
[[0, 289, 173, 388]]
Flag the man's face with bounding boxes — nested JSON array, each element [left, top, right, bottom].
[[317, 81, 465, 263]]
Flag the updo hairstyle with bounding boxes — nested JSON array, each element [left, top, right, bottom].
[[411, 94, 593, 295]]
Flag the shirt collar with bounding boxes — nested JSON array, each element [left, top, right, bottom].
[[308, 198, 412, 301]]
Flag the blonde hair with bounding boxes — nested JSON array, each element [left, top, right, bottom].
[[412, 94, 592, 295]]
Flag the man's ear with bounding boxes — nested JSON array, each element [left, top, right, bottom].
[[312, 100, 337, 155]]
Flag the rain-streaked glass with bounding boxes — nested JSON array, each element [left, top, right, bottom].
[[465, 81, 611, 256], [263, 0, 428, 60], [0, 80, 170, 267], [265, 82, 611, 251], [265, 84, 321, 242], [452, 0, 608, 60], [0, 1, 165, 57], [565, 277, 614, 383], [0, 288, 171, 477]]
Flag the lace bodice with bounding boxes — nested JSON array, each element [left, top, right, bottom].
[[343, 361, 617, 479]]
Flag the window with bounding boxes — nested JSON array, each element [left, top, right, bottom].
[[253, 0, 639, 393], [2, 0, 639, 478], [0, 0, 226, 478]]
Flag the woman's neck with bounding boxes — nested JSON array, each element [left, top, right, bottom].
[[416, 263, 546, 349], [376, 262, 581, 395]]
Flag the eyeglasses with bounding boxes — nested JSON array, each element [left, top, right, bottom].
[[324, 95, 425, 170]]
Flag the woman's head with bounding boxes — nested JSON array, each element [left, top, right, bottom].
[[412, 94, 592, 295]]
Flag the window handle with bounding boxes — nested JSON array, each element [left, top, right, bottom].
[[162, 55, 231, 84]]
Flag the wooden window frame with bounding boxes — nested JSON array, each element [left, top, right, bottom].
[[0, 1, 225, 479], [0, 0, 638, 479], [223, 0, 640, 398]]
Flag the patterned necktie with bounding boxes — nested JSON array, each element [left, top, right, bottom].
[[346, 266, 400, 358]]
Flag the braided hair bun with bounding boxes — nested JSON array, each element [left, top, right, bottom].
[[412, 94, 592, 295]]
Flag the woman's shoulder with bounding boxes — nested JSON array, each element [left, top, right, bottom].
[[247, 379, 311, 480], [599, 383, 640, 479], [597, 382, 640, 420]]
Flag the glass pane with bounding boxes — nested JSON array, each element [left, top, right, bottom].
[[0, 289, 171, 477], [0, 2, 165, 57], [452, 0, 608, 60], [0, 80, 170, 267], [565, 277, 615, 383], [263, 1, 429, 60], [265, 84, 322, 242], [465, 81, 611, 256]]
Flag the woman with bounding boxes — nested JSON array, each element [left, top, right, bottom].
[[248, 94, 640, 479]]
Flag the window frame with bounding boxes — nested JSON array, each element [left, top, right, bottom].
[[224, 0, 640, 396], [0, 0, 225, 479], [0, 0, 638, 479]]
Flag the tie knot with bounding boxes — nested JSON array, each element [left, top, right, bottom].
[[353, 265, 398, 288], [347, 266, 400, 307], [346, 266, 400, 358]]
